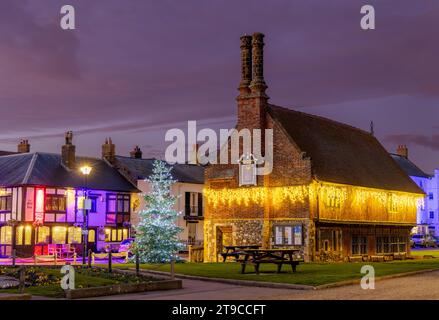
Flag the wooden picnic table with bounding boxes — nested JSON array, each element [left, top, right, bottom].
[[220, 245, 261, 262], [237, 249, 304, 274]]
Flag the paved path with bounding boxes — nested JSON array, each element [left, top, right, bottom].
[[90, 270, 439, 300], [88, 278, 298, 300]]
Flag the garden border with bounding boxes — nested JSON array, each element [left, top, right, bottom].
[[65, 279, 182, 299]]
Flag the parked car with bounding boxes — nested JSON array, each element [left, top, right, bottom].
[[411, 234, 429, 247], [118, 238, 135, 255], [411, 234, 437, 248]]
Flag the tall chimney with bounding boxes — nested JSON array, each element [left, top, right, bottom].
[[61, 131, 76, 169], [102, 138, 116, 163], [17, 139, 30, 153], [238, 35, 252, 96], [130, 145, 142, 159], [249, 32, 267, 95], [397, 145, 408, 159], [236, 32, 268, 132]]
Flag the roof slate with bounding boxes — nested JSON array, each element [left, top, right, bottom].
[[114, 156, 204, 184], [267, 105, 424, 194], [0, 152, 138, 192], [390, 154, 431, 179]]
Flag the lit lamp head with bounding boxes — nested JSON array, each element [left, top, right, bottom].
[[80, 165, 92, 176]]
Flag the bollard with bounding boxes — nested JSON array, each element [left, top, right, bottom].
[[73, 252, 77, 265], [108, 252, 112, 273], [135, 254, 140, 277], [18, 267, 25, 294], [88, 249, 92, 268], [54, 254, 57, 266], [12, 249, 16, 267], [170, 257, 175, 280]]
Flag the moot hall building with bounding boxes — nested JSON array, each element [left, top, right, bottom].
[[203, 33, 424, 262]]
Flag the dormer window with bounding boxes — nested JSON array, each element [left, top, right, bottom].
[[388, 194, 398, 213]]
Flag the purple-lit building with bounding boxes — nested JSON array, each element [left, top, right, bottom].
[[0, 134, 138, 258], [391, 145, 438, 236]]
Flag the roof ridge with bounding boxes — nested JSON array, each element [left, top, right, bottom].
[[22, 153, 38, 184], [268, 104, 373, 137]]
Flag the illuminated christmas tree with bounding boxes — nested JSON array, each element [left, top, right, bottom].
[[134, 160, 183, 263]]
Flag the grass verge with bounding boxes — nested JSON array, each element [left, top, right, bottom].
[[114, 259, 439, 287]]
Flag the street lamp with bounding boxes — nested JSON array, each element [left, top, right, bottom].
[[80, 165, 92, 265]]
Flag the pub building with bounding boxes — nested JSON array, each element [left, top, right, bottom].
[[203, 33, 424, 262], [0, 133, 138, 258]]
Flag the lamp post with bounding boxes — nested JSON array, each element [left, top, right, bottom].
[[80, 165, 92, 265]]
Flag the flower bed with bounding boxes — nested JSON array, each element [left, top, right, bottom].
[[0, 266, 172, 298]]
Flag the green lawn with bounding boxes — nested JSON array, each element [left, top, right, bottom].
[[410, 249, 439, 258], [115, 259, 439, 287], [0, 266, 153, 298]]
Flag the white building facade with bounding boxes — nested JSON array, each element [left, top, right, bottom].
[[391, 146, 439, 236]]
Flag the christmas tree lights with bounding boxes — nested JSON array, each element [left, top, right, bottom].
[[133, 160, 183, 263]]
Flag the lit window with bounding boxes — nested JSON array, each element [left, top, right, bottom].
[[326, 194, 341, 208], [68, 227, 82, 244], [388, 194, 398, 213], [105, 228, 129, 242], [36, 226, 50, 244], [88, 229, 95, 243], [0, 226, 12, 244], [52, 226, 67, 244]]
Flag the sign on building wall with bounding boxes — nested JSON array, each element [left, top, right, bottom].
[[25, 187, 35, 222], [274, 224, 303, 246], [238, 153, 257, 186]]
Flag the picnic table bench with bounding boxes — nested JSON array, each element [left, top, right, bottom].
[[237, 249, 304, 274], [220, 245, 261, 262]]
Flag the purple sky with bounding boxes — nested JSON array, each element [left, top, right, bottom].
[[0, 0, 438, 173]]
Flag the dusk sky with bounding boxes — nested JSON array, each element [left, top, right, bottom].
[[0, 0, 438, 173]]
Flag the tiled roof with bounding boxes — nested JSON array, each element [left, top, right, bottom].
[[267, 105, 424, 194], [114, 156, 204, 184], [390, 154, 431, 179], [0, 152, 138, 192]]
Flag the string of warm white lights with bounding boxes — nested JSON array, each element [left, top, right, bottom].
[[205, 182, 423, 210]]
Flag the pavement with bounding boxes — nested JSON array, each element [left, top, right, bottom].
[[88, 269, 439, 300]]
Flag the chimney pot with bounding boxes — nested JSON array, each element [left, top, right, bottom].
[[17, 139, 30, 153], [61, 131, 76, 169], [396, 145, 408, 159], [102, 137, 116, 163], [130, 146, 142, 159]]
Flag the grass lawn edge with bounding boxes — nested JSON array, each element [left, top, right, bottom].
[[124, 265, 439, 291], [123, 268, 315, 290]]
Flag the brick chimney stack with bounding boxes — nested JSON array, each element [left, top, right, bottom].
[[249, 32, 267, 96], [130, 146, 142, 159], [102, 138, 116, 163], [397, 145, 408, 159], [236, 32, 269, 131], [238, 35, 252, 97], [17, 139, 30, 153], [61, 131, 76, 169]]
